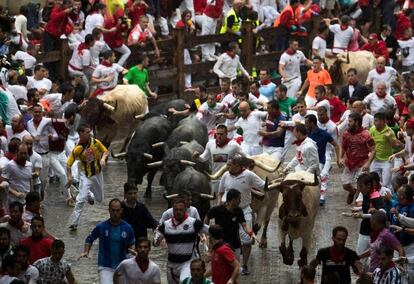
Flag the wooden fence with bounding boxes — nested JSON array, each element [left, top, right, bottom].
[[34, 15, 322, 101]]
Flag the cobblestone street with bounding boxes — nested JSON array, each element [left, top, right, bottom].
[[40, 156, 361, 284]]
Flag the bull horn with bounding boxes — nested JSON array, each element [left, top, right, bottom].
[[199, 193, 215, 199], [143, 153, 153, 160], [204, 164, 229, 180], [346, 51, 350, 64], [254, 159, 280, 172], [103, 103, 115, 111], [146, 161, 163, 168], [267, 181, 282, 191], [164, 193, 179, 200], [180, 141, 188, 145], [152, 142, 165, 148], [251, 188, 265, 197], [135, 114, 145, 119], [180, 160, 196, 166], [111, 150, 126, 159]]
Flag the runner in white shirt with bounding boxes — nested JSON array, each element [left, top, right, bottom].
[[68, 35, 95, 93], [363, 81, 397, 115], [5, 115, 30, 143], [213, 42, 252, 82], [159, 191, 200, 223], [278, 39, 311, 99], [327, 15, 353, 54], [127, 15, 160, 57], [40, 82, 74, 118], [217, 154, 265, 274], [13, 50, 36, 72], [89, 28, 109, 68], [91, 50, 126, 96], [83, 3, 114, 37], [1, 87, 21, 120], [196, 93, 228, 137], [26, 65, 52, 96], [114, 238, 161, 284], [198, 125, 245, 193], [398, 28, 414, 73], [232, 102, 267, 156], [365, 57, 397, 94], [338, 100, 374, 134], [312, 25, 329, 58]]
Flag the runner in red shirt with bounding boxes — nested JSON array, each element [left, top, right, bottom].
[[207, 224, 240, 284], [19, 216, 54, 264], [326, 84, 346, 123]]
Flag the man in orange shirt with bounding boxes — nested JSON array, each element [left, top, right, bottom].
[[298, 56, 332, 107]]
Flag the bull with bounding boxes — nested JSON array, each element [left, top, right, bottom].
[[123, 115, 173, 198], [164, 116, 209, 152], [80, 85, 148, 152], [206, 153, 282, 248], [165, 167, 213, 220], [147, 99, 189, 128], [268, 171, 320, 266], [147, 140, 208, 193], [325, 51, 376, 88]]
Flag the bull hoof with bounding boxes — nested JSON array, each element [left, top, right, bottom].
[[259, 239, 267, 249], [144, 190, 152, 198], [279, 246, 294, 265], [297, 258, 307, 267]]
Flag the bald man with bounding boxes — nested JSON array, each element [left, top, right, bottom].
[[5, 114, 30, 142], [233, 101, 267, 156], [338, 100, 374, 133], [363, 81, 397, 115], [365, 56, 397, 95]]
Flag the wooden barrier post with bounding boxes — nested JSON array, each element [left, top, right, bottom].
[[241, 21, 254, 75], [58, 39, 71, 81], [174, 28, 185, 98]]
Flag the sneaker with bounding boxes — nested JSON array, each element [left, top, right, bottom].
[[69, 224, 77, 231], [319, 199, 325, 206], [87, 194, 95, 205], [241, 265, 250, 275]]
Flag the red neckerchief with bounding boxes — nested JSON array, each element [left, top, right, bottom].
[[340, 24, 348, 31], [268, 111, 281, 121], [329, 246, 345, 264], [285, 48, 296, 55], [376, 67, 386, 74], [370, 227, 385, 242], [226, 51, 235, 59], [4, 152, 14, 160], [77, 42, 89, 56], [216, 138, 231, 148], [261, 79, 271, 85], [378, 262, 396, 279], [101, 60, 113, 67], [13, 157, 26, 167], [136, 257, 149, 272], [376, 92, 387, 99], [292, 138, 306, 145], [253, 91, 260, 98], [171, 213, 189, 228]]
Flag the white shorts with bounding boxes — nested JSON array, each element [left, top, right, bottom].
[[167, 260, 191, 284], [341, 167, 363, 185], [239, 206, 253, 245]]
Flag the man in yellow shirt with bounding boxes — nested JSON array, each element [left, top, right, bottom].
[[66, 124, 109, 230]]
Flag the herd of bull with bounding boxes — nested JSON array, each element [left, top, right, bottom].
[[76, 85, 324, 266]]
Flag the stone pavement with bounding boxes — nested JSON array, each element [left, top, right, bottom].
[[41, 158, 362, 284]]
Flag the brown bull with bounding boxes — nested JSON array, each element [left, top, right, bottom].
[[207, 153, 281, 248], [268, 171, 320, 266], [80, 85, 148, 151], [325, 51, 376, 88]]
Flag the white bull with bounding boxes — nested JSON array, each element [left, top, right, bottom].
[[325, 51, 376, 88], [268, 171, 320, 266], [82, 84, 148, 152], [207, 153, 281, 248]]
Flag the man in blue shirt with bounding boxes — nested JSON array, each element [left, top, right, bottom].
[[305, 114, 342, 205], [258, 69, 277, 100], [79, 198, 135, 284], [258, 100, 286, 161]]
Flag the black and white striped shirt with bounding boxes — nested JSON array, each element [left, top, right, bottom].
[[372, 266, 402, 284]]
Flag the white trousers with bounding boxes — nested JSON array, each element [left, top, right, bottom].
[[263, 145, 283, 161], [40, 152, 68, 198], [66, 136, 80, 184], [370, 159, 392, 189], [113, 44, 131, 67], [70, 171, 104, 226], [167, 260, 191, 284], [184, 49, 192, 88], [159, 17, 170, 36], [283, 77, 301, 99], [201, 15, 218, 60], [239, 206, 253, 245], [98, 267, 115, 284], [241, 142, 263, 156]]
